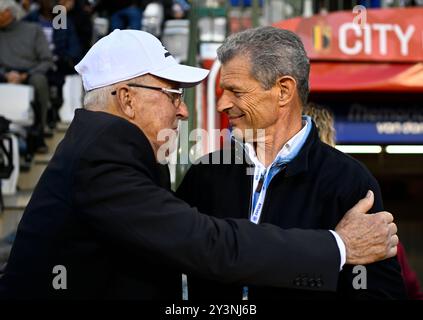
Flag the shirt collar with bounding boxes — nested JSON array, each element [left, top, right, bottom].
[[239, 116, 310, 169]]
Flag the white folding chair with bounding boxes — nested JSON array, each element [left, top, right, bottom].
[[1, 133, 19, 196], [0, 84, 34, 126], [59, 75, 83, 123], [161, 19, 189, 63], [142, 2, 164, 38]]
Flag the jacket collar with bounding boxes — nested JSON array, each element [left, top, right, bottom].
[[284, 119, 320, 177], [230, 119, 319, 177], [74, 108, 159, 176]]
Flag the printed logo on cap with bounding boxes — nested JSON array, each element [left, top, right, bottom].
[[163, 46, 172, 58]]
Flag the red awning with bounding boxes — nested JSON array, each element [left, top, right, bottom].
[[310, 62, 423, 93]]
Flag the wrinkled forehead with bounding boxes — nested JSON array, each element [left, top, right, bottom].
[[220, 57, 256, 86]]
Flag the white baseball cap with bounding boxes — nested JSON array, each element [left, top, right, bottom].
[[75, 29, 209, 91]]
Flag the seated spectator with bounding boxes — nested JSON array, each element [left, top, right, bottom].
[[0, 0, 54, 153], [25, 0, 83, 128], [170, 0, 190, 19], [69, 0, 93, 57], [94, 0, 143, 31]]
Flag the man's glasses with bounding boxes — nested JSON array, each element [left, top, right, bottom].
[[111, 83, 185, 108]]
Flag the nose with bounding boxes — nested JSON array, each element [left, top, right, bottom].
[[216, 91, 233, 114], [177, 101, 189, 120]]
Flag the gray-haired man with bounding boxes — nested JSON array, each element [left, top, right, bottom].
[[177, 26, 406, 300]]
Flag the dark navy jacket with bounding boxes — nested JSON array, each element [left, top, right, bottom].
[[177, 122, 407, 300]]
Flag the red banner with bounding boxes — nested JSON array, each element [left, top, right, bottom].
[[273, 7, 423, 63]]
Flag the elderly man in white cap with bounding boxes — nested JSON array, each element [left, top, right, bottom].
[[0, 30, 398, 299]]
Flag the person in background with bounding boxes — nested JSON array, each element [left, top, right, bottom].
[[25, 0, 82, 128], [69, 0, 93, 57], [171, 0, 190, 19], [302, 102, 335, 147], [94, 0, 143, 31], [0, 0, 54, 153]]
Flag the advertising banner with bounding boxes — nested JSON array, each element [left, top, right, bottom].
[[273, 8, 423, 63]]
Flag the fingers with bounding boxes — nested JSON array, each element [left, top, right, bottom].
[[349, 190, 374, 214], [373, 211, 394, 224], [391, 234, 399, 247], [385, 234, 399, 259], [387, 243, 398, 258], [383, 212, 394, 224], [389, 222, 397, 236]]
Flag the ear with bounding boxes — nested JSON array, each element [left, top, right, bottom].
[[115, 85, 135, 119], [276, 76, 297, 107]]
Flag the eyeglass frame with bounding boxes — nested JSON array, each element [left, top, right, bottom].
[[111, 83, 185, 108]]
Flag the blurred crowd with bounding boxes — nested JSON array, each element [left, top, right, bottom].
[[0, 0, 189, 159]]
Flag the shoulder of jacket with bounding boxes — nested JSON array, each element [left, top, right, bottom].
[[315, 142, 375, 188]]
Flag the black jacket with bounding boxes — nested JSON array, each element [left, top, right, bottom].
[[177, 122, 407, 300], [0, 109, 342, 299]]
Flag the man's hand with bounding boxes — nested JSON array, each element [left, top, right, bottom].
[[20, 73, 28, 82], [5, 71, 22, 83], [5, 71, 26, 84], [335, 190, 398, 265]]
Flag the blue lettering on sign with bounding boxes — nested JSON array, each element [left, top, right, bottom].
[[321, 102, 423, 144], [335, 121, 423, 143]]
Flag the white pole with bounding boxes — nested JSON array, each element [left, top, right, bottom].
[[303, 0, 313, 17], [207, 59, 221, 154]]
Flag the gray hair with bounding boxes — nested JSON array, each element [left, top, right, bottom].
[[83, 85, 113, 110], [217, 26, 310, 106], [0, 0, 21, 19], [83, 75, 149, 110]]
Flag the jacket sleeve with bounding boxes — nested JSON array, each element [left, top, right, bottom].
[[72, 151, 341, 291], [177, 164, 245, 300], [335, 165, 407, 299]]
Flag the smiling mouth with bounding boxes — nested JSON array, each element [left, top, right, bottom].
[[228, 114, 245, 120]]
